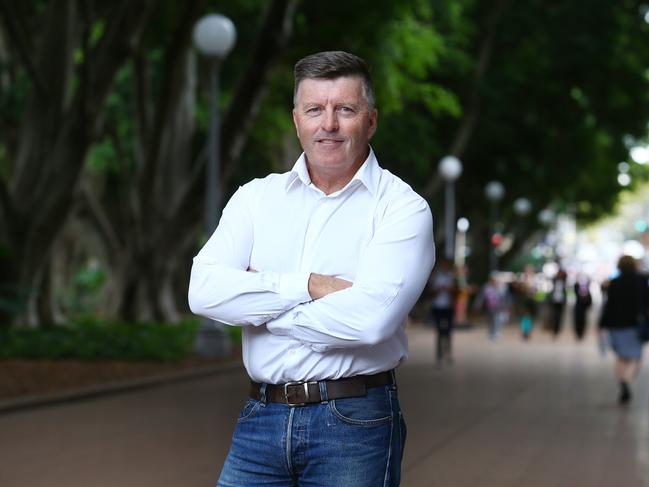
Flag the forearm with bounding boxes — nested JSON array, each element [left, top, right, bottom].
[[267, 273, 428, 351], [267, 187, 434, 349], [188, 261, 311, 326], [308, 273, 353, 299]]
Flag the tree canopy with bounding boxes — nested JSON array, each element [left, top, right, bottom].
[[1, 0, 649, 325]]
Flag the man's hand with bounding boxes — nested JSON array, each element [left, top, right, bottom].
[[308, 273, 352, 300]]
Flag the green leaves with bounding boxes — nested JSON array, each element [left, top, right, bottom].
[[0, 320, 201, 361]]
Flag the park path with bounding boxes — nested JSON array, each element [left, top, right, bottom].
[[1, 323, 647, 487]]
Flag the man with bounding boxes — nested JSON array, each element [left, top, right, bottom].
[[189, 51, 434, 486]]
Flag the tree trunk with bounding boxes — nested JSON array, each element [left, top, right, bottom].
[[84, 0, 300, 323], [0, 0, 155, 326]]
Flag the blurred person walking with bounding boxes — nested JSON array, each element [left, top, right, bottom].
[[476, 274, 507, 341], [599, 255, 648, 405], [189, 51, 434, 486], [517, 265, 538, 340], [428, 258, 458, 365], [548, 268, 567, 338], [454, 264, 471, 327], [573, 273, 592, 341]]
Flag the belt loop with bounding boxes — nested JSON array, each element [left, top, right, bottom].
[[260, 383, 268, 404], [318, 380, 329, 403], [390, 369, 397, 388]]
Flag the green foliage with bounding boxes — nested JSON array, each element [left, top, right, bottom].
[[65, 262, 106, 318], [0, 319, 200, 361], [4, 0, 649, 323], [455, 0, 649, 225], [87, 138, 120, 172]]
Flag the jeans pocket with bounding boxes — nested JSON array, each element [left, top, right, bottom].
[[237, 398, 261, 423], [329, 387, 393, 426]]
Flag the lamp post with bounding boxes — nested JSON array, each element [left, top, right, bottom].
[[513, 197, 531, 217], [538, 208, 555, 226], [485, 180, 505, 272], [192, 13, 236, 358], [538, 207, 557, 262], [455, 217, 470, 268], [438, 156, 463, 260], [193, 14, 236, 233]]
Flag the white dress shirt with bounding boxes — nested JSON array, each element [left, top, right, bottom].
[[188, 149, 435, 384]]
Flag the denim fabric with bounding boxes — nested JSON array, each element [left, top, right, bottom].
[[217, 384, 406, 486]]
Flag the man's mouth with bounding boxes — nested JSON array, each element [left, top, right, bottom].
[[316, 138, 344, 144]]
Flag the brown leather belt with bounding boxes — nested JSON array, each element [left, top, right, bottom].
[[250, 371, 394, 406]]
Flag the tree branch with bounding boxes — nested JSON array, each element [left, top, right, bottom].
[[0, 176, 13, 233], [136, 0, 207, 213], [221, 0, 299, 186], [79, 181, 122, 257], [0, 0, 48, 96], [423, 0, 509, 201], [133, 52, 150, 167]]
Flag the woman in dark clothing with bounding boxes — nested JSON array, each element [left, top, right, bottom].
[[599, 255, 648, 405], [549, 269, 567, 338], [573, 274, 592, 341]]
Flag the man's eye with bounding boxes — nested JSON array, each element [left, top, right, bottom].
[[306, 107, 322, 115], [338, 106, 355, 115]]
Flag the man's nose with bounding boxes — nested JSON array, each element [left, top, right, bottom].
[[321, 108, 339, 131]]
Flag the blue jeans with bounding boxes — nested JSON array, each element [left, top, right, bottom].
[[217, 382, 406, 486]]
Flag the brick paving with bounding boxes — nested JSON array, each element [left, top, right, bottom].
[[0, 322, 647, 487]]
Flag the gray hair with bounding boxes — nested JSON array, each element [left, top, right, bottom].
[[293, 51, 375, 110]]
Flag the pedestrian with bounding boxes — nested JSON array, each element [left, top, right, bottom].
[[188, 51, 435, 486], [517, 265, 538, 340], [573, 272, 592, 341], [548, 267, 567, 338], [599, 255, 648, 405], [477, 274, 507, 341], [428, 258, 458, 365], [453, 264, 471, 327]]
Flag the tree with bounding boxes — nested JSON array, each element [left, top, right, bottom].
[[0, 0, 156, 326], [79, 0, 300, 322]]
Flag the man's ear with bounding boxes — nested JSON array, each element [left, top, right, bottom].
[[368, 109, 378, 139], [292, 109, 300, 138]]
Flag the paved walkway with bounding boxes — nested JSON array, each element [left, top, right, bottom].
[[1, 323, 647, 487]]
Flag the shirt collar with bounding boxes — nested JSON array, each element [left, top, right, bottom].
[[285, 147, 381, 196]]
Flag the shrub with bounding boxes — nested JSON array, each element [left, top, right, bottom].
[[0, 319, 200, 361]]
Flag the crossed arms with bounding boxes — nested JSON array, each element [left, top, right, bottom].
[[188, 183, 435, 352]]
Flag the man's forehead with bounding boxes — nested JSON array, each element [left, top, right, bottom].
[[296, 76, 364, 99]]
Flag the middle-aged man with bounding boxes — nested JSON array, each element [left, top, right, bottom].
[[189, 50, 435, 487]]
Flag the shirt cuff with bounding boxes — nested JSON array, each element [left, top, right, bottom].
[[279, 272, 312, 305]]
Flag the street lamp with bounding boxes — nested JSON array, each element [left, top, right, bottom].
[[538, 208, 555, 226], [513, 197, 531, 217], [485, 181, 505, 272], [192, 13, 236, 358], [438, 155, 463, 260], [193, 13, 237, 233], [455, 217, 470, 268], [537, 208, 557, 262]]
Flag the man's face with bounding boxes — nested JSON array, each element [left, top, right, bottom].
[[293, 76, 377, 175]]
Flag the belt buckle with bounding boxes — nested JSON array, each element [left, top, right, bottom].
[[284, 381, 313, 406]]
